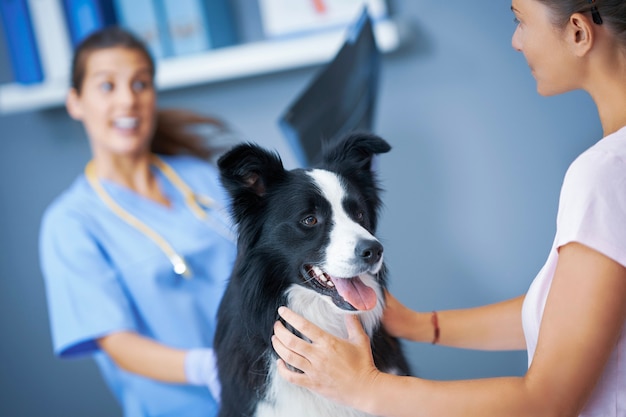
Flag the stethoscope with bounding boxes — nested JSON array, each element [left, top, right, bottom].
[[85, 154, 236, 279]]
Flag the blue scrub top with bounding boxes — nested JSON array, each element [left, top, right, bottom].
[[39, 155, 237, 417]]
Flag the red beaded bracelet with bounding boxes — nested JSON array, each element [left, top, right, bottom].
[[431, 311, 440, 344]]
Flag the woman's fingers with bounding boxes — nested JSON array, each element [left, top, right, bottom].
[[277, 306, 325, 342], [345, 313, 368, 343], [272, 320, 311, 373], [271, 306, 381, 408], [275, 357, 303, 384]]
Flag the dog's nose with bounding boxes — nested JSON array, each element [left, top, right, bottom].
[[356, 239, 383, 265]]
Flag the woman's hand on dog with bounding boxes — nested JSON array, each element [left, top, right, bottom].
[[381, 291, 415, 340], [272, 306, 382, 411], [382, 291, 432, 343]]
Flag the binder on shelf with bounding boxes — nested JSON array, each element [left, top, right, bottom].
[[156, 0, 238, 58], [258, 0, 388, 39], [201, 0, 238, 49], [0, 24, 11, 84], [229, 0, 264, 44], [114, 0, 169, 59], [62, 0, 117, 47], [0, 0, 44, 84], [279, 8, 381, 166], [27, 0, 73, 82], [159, 0, 210, 57]]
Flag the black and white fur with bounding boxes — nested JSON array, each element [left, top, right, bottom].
[[215, 133, 411, 417]]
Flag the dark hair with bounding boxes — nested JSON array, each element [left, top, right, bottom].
[[71, 26, 155, 94], [538, 0, 626, 45], [70, 26, 227, 160]]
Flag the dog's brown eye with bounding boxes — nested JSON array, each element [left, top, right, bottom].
[[301, 216, 318, 226]]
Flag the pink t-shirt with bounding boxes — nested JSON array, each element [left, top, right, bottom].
[[522, 126, 626, 416]]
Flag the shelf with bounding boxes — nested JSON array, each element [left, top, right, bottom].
[[0, 19, 403, 115]]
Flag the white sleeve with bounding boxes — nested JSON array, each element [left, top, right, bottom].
[[555, 149, 626, 267]]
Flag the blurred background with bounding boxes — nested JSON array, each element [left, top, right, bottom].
[[0, 0, 601, 416]]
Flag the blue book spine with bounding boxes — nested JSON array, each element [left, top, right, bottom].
[[28, 0, 74, 82], [62, 0, 117, 47], [200, 0, 237, 49], [160, 0, 210, 57], [0, 0, 44, 84], [114, 0, 170, 59]]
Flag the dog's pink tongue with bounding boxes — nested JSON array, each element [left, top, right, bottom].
[[332, 276, 377, 311]]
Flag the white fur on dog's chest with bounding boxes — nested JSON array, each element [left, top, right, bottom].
[[253, 284, 383, 417], [256, 365, 377, 417]]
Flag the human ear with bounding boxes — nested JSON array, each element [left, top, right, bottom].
[[568, 13, 594, 57], [65, 88, 84, 120]]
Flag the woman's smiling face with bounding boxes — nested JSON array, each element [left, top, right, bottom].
[[67, 46, 157, 159]]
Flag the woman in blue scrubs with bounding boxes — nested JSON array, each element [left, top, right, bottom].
[[39, 27, 237, 417]]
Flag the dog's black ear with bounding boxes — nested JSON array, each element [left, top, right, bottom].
[[217, 143, 286, 227], [320, 132, 391, 231], [320, 132, 391, 173], [218, 142, 286, 198]]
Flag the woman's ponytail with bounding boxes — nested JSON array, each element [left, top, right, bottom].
[[151, 108, 230, 160]]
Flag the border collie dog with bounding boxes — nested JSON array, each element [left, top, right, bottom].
[[215, 133, 411, 417]]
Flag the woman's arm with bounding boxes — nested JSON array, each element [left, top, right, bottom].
[[272, 242, 626, 417], [97, 331, 187, 383], [383, 292, 526, 350]]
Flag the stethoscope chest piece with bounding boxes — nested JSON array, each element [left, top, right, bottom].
[[85, 155, 233, 280]]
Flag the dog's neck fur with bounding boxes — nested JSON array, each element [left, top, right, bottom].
[[254, 282, 385, 417], [285, 273, 385, 339]]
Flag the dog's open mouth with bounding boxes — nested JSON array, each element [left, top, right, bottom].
[[302, 265, 377, 311]]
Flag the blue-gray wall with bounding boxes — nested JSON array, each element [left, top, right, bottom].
[[0, 1, 601, 416]]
